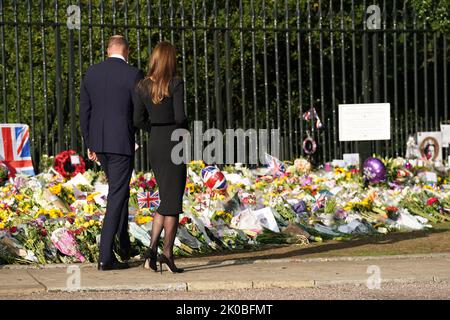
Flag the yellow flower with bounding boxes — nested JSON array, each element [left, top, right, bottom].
[[83, 222, 90, 228], [344, 203, 352, 211], [87, 192, 100, 202], [216, 210, 226, 216], [186, 183, 195, 193], [0, 222, 5, 229], [212, 193, 225, 201], [189, 160, 205, 169], [48, 209, 62, 219], [135, 215, 152, 225], [14, 194, 24, 202], [75, 217, 85, 226], [89, 220, 96, 226], [49, 184, 62, 195]]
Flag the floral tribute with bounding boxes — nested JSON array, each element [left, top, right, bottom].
[[53, 150, 86, 179], [1, 154, 450, 265]]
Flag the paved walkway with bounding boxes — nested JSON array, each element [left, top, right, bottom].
[[1, 253, 449, 295]]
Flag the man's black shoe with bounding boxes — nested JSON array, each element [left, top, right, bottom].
[[97, 261, 129, 271]]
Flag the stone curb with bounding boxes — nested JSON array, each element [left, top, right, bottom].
[[17, 277, 449, 294], [46, 282, 188, 293], [2, 252, 450, 270]]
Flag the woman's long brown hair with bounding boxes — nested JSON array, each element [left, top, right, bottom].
[[144, 41, 177, 104]]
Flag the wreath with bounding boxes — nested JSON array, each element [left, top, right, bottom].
[[0, 162, 9, 186], [302, 137, 317, 155], [53, 150, 86, 179]]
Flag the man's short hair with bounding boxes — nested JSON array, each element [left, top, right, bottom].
[[108, 35, 129, 49]]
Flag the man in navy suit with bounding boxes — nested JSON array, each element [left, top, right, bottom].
[[80, 35, 147, 270]]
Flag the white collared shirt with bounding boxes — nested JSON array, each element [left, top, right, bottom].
[[109, 53, 127, 63]]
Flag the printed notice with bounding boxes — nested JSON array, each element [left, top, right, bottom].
[[440, 124, 450, 147], [339, 103, 391, 141]]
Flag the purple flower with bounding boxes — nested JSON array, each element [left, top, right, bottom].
[[388, 182, 403, 190], [292, 200, 307, 214], [334, 208, 347, 221], [300, 176, 312, 187]]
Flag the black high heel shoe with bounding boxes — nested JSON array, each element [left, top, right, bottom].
[[158, 254, 184, 274], [142, 249, 158, 272]]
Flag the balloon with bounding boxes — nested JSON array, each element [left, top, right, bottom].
[[201, 166, 227, 190], [363, 157, 386, 184]]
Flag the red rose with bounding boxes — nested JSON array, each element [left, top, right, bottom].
[[427, 198, 439, 206], [139, 183, 147, 189], [147, 178, 156, 189], [40, 228, 48, 237], [9, 226, 17, 233], [179, 217, 190, 225], [385, 206, 398, 212], [74, 228, 84, 235]]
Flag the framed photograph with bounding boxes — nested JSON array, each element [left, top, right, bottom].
[[417, 132, 442, 161]]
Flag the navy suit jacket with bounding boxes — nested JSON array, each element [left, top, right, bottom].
[[80, 57, 146, 156]]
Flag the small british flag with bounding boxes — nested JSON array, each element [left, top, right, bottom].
[[264, 153, 286, 177], [302, 108, 324, 129], [0, 124, 35, 177], [137, 190, 160, 211], [312, 193, 327, 212]]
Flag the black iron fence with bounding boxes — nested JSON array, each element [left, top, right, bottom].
[[0, 0, 448, 171]]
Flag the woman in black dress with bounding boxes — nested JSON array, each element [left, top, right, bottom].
[[133, 41, 187, 273]]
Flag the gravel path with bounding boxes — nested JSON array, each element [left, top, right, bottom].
[[2, 281, 449, 300]]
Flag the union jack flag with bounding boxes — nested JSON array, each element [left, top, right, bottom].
[[264, 153, 286, 177], [311, 193, 327, 212], [137, 190, 160, 211], [0, 124, 35, 177], [302, 107, 324, 129]]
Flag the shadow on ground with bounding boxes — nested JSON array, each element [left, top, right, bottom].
[[155, 226, 450, 272]]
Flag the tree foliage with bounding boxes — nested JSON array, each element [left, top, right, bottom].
[[0, 0, 448, 162]]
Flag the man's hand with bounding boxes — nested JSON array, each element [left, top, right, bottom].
[[87, 149, 98, 162]]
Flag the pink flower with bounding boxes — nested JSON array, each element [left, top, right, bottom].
[[147, 178, 156, 189]]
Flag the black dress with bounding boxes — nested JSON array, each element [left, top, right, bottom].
[[133, 77, 188, 216]]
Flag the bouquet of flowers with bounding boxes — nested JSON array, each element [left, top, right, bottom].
[[0, 162, 9, 186]]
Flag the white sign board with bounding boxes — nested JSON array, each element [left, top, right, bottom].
[[343, 153, 360, 166], [417, 131, 442, 161], [331, 159, 346, 167], [339, 103, 390, 141], [440, 124, 450, 147]]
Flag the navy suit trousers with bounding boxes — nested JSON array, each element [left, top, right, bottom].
[[97, 153, 133, 263]]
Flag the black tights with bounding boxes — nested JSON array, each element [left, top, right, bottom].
[[148, 212, 179, 259]]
